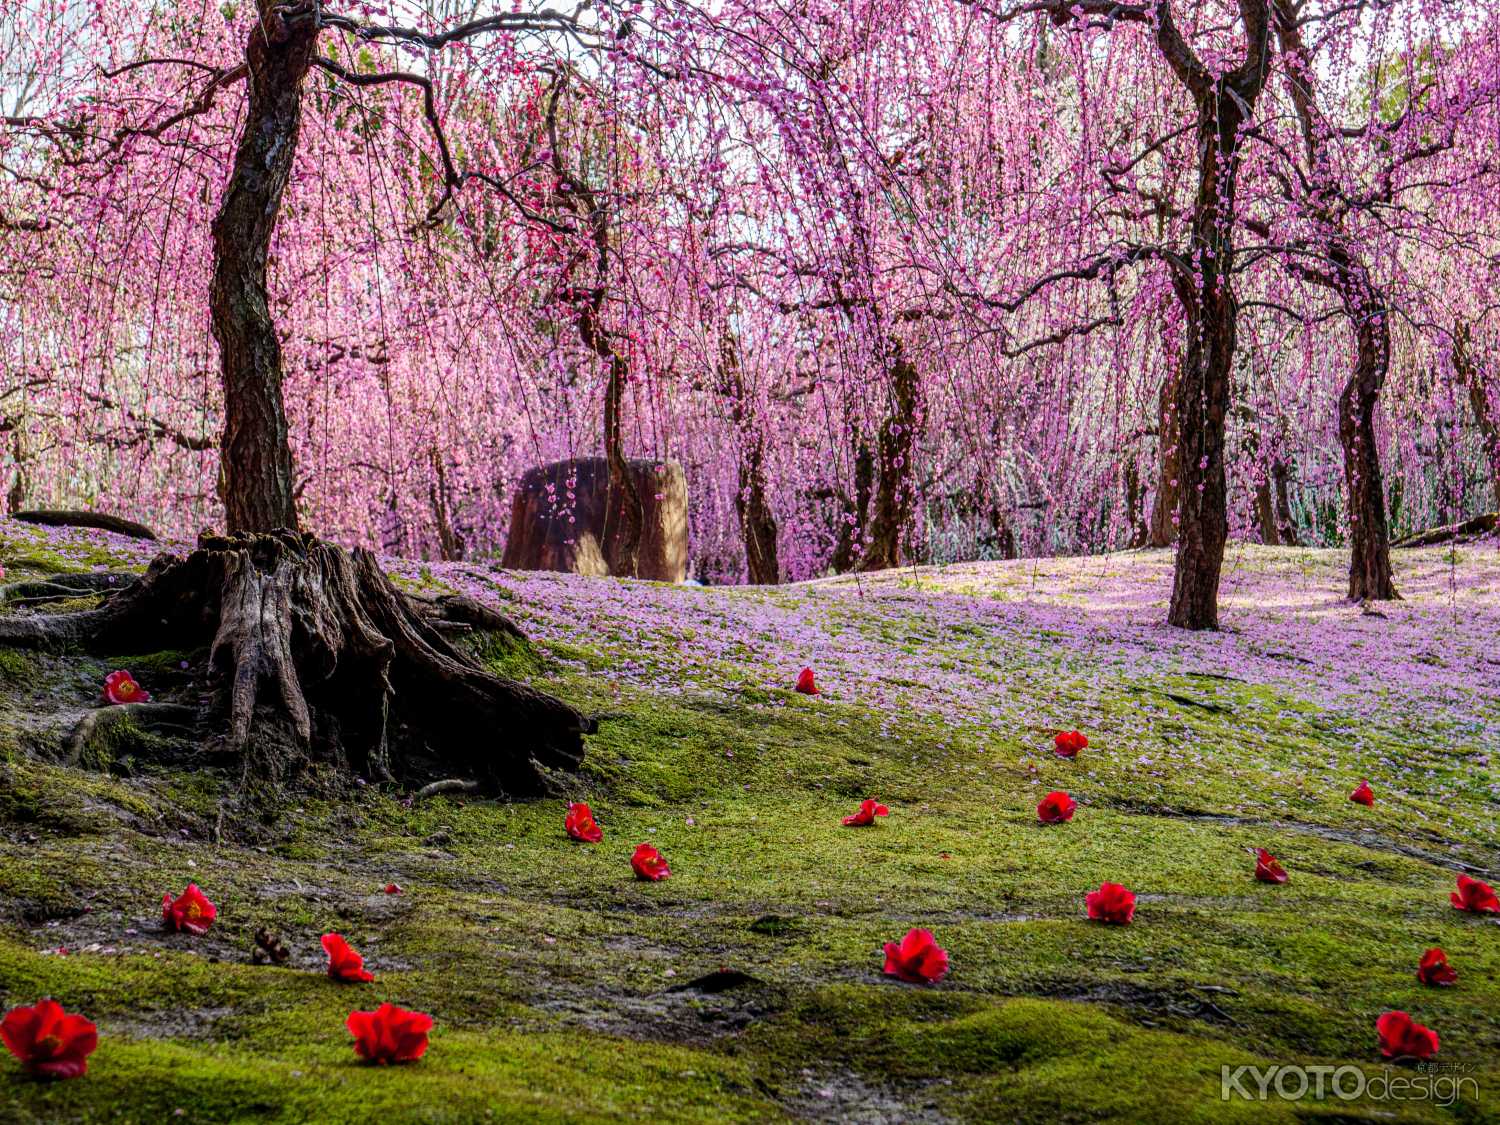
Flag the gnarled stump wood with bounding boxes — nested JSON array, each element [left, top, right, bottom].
[[0, 531, 588, 795]]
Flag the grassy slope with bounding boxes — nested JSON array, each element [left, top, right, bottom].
[[0, 524, 1497, 1123]]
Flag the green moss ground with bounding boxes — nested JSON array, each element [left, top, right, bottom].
[[0, 531, 1497, 1122]]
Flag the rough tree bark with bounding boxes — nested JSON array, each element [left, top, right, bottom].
[[0, 532, 589, 794], [859, 337, 922, 572], [209, 0, 314, 534], [1337, 309, 1399, 599], [717, 330, 780, 584]]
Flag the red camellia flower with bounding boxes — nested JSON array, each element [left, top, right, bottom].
[[0, 999, 98, 1079], [1254, 848, 1288, 884], [1053, 730, 1087, 758], [1451, 874, 1500, 914], [565, 801, 603, 843], [1349, 779, 1375, 806], [161, 883, 216, 935], [1085, 881, 1136, 925], [882, 928, 949, 984], [322, 933, 375, 983], [842, 799, 890, 827], [794, 667, 818, 695], [102, 669, 150, 705], [1375, 1010, 1439, 1061], [1417, 948, 1457, 987], [631, 843, 670, 881], [1037, 791, 1076, 824], [346, 1002, 433, 1065]]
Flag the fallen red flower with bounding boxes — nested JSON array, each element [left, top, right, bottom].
[[565, 801, 604, 843], [1349, 779, 1374, 806], [346, 1002, 432, 1065], [794, 667, 818, 695], [1376, 1010, 1439, 1061], [842, 798, 890, 827], [161, 883, 217, 935], [102, 669, 149, 705], [1037, 791, 1076, 824], [1450, 874, 1500, 914], [382, 883, 403, 895], [882, 928, 949, 984], [0, 999, 98, 1079], [1417, 948, 1457, 987], [1254, 848, 1288, 884], [322, 933, 375, 983], [1053, 730, 1087, 758], [1085, 881, 1136, 924], [631, 843, 670, 881]]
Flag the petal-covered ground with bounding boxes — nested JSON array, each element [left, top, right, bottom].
[[0, 521, 1497, 1122]]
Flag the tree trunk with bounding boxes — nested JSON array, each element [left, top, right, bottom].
[[601, 351, 644, 577], [1148, 369, 1181, 548], [1253, 479, 1281, 546], [1168, 271, 1233, 629], [209, 1, 315, 534], [830, 437, 874, 574], [428, 448, 465, 562], [737, 436, 780, 584], [1340, 313, 1399, 600], [1271, 456, 1298, 546], [1123, 460, 1149, 548], [5, 429, 27, 514], [717, 331, 779, 584], [1272, 6, 1393, 599], [1167, 72, 1265, 628], [859, 338, 921, 572], [1455, 326, 1500, 510], [1243, 419, 1281, 546]]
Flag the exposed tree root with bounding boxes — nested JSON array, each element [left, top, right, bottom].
[[0, 572, 137, 606], [413, 778, 481, 801], [65, 703, 198, 766], [12, 508, 157, 540], [1392, 512, 1497, 548], [1, 530, 590, 797]]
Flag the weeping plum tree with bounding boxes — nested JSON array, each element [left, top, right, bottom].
[[962, 0, 1275, 628], [1259, 1, 1500, 598], [1266, 2, 1403, 600], [0, 0, 659, 792], [2, 0, 1496, 616]]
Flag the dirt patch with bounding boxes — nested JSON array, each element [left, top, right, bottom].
[[530, 968, 790, 1045], [1028, 978, 1242, 1029], [779, 1069, 952, 1123]]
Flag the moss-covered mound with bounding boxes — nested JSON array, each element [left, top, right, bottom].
[[1, 522, 1496, 1123]]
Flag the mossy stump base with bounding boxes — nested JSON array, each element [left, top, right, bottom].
[[0, 531, 588, 795]]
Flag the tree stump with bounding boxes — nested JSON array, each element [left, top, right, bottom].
[[502, 457, 689, 582], [0, 531, 588, 795]]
